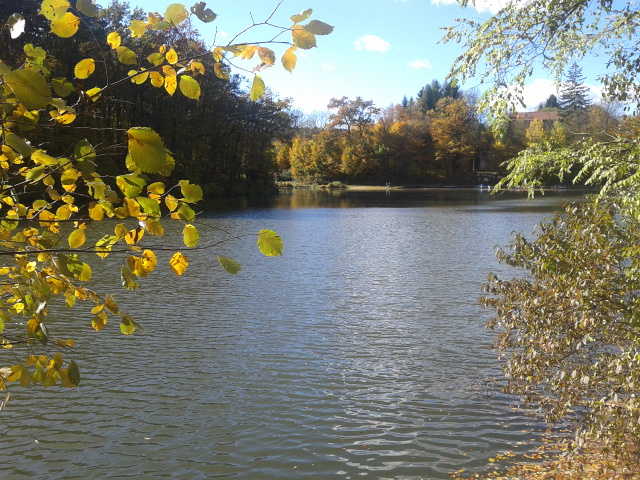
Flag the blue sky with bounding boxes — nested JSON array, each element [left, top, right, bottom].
[[129, 0, 603, 113]]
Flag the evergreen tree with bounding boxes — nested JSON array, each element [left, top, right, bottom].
[[558, 63, 591, 113], [416, 79, 460, 112]]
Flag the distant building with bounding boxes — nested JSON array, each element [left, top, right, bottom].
[[508, 111, 561, 123]]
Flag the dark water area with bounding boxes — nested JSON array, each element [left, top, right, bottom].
[[0, 189, 582, 479]]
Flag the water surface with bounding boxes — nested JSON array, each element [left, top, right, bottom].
[[1, 189, 579, 479]]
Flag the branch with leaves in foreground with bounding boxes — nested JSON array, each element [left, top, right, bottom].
[[0, 0, 331, 396]]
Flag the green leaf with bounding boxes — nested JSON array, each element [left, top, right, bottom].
[[175, 202, 196, 222], [165, 3, 189, 25], [179, 180, 203, 202], [191, 2, 217, 22], [136, 196, 161, 217], [67, 360, 80, 386], [52, 77, 74, 97], [6, 133, 34, 158], [116, 46, 137, 65], [147, 52, 164, 66], [120, 317, 136, 335], [26, 165, 47, 183], [74, 138, 96, 160], [76, 0, 98, 17], [303, 20, 334, 35], [66, 254, 92, 281], [217, 255, 241, 274], [127, 127, 173, 175], [116, 174, 147, 198], [250, 75, 265, 101], [257, 229, 283, 256], [3, 69, 52, 110], [290, 8, 312, 24], [24, 44, 47, 60], [179, 75, 201, 99], [8, 14, 26, 39], [121, 264, 140, 291], [152, 20, 171, 31], [182, 224, 199, 247]]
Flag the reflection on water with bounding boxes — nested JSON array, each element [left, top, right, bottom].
[[0, 190, 581, 479]]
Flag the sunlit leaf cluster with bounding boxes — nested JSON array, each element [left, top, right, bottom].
[[0, 0, 298, 395]]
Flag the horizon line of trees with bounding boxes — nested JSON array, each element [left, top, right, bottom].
[[275, 66, 629, 186]]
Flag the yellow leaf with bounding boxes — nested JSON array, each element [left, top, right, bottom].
[[92, 311, 107, 331], [190, 61, 205, 75], [129, 70, 149, 84], [258, 47, 276, 65], [182, 224, 199, 247], [250, 75, 265, 101], [148, 12, 162, 25], [147, 182, 165, 195], [166, 48, 178, 65], [40, 0, 71, 21], [124, 227, 145, 245], [117, 46, 137, 65], [86, 87, 101, 101], [150, 71, 164, 88], [162, 65, 177, 76], [104, 296, 119, 314], [257, 229, 283, 256], [165, 3, 189, 25], [141, 249, 157, 273], [147, 52, 164, 66], [73, 58, 96, 78], [88, 202, 104, 221], [145, 218, 164, 236], [50, 12, 80, 38], [213, 63, 229, 79], [282, 46, 297, 73], [240, 45, 258, 60], [51, 110, 76, 124], [129, 20, 147, 37], [165, 75, 177, 95], [291, 26, 316, 49], [68, 228, 86, 248], [213, 46, 223, 62], [179, 75, 200, 99], [169, 252, 188, 276], [107, 31, 121, 49]]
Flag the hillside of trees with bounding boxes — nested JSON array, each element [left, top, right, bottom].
[[2, 0, 298, 196], [5, 1, 631, 193], [276, 66, 630, 187]]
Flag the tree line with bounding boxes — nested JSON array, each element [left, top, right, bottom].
[[275, 64, 633, 187], [3, 0, 298, 196]]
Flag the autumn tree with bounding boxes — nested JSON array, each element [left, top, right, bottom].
[[0, 0, 331, 398], [327, 96, 380, 137], [445, 0, 640, 454], [428, 97, 480, 182]]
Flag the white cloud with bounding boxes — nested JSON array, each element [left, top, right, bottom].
[[522, 79, 557, 110], [354, 35, 391, 52], [321, 61, 335, 71], [431, 0, 509, 14], [408, 59, 433, 69]]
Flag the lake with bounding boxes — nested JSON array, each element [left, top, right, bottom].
[[1, 189, 580, 479]]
